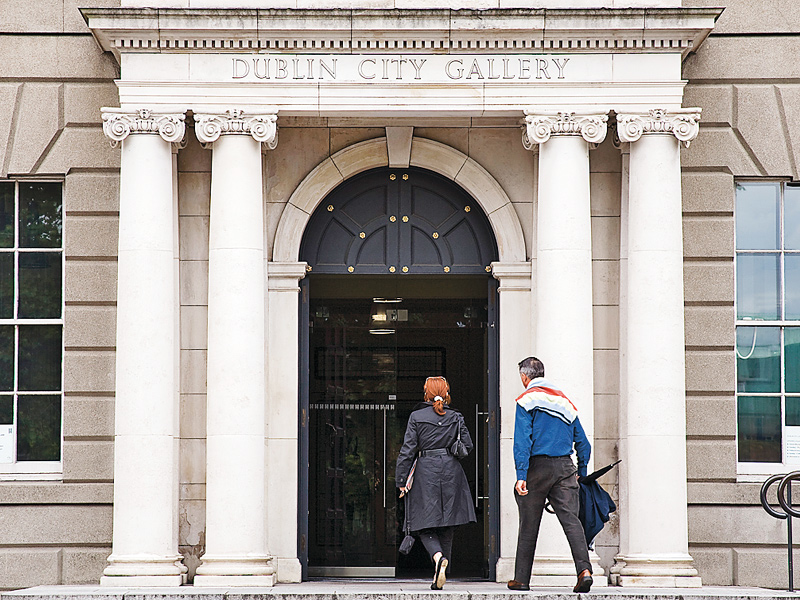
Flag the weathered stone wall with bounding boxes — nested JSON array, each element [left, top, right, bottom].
[[682, 0, 800, 588], [0, 0, 120, 590]]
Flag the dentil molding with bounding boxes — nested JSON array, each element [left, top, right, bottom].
[[616, 108, 701, 147], [81, 7, 721, 61], [194, 110, 278, 149], [101, 108, 186, 147], [522, 112, 608, 150]]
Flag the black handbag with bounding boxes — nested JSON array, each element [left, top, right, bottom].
[[449, 416, 469, 459]]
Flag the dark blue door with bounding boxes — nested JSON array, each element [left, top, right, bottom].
[[300, 167, 498, 274]]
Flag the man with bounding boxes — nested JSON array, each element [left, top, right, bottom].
[[507, 356, 593, 593]]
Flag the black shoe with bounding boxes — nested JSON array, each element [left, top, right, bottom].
[[573, 569, 593, 593], [432, 556, 448, 589], [507, 580, 530, 591]]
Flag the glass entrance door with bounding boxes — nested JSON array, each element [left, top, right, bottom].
[[305, 284, 494, 579]]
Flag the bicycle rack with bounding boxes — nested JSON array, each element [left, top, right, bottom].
[[760, 470, 800, 592]]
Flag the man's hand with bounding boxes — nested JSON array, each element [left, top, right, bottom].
[[515, 480, 528, 495]]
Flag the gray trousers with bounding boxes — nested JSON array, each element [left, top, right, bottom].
[[513, 455, 592, 583]]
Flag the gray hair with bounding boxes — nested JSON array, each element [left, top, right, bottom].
[[518, 356, 544, 379]]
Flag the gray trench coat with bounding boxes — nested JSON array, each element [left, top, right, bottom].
[[395, 404, 477, 531]]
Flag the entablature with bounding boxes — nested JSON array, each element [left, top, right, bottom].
[[82, 7, 722, 62]]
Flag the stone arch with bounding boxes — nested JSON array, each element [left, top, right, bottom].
[[272, 136, 526, 264]]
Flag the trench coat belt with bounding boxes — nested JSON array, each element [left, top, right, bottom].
[[419, 448, 450, 457]]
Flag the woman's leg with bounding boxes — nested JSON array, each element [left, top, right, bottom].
[[417, 528, 443, 560], [439, 526, 455, 561]]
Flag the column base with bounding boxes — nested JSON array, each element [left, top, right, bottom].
[[530, 554, 607, 587], [611, 554, 701, 588], [101, 554, 187, 587], [194, 554, 276, 587], [495, 555, 607, 587]]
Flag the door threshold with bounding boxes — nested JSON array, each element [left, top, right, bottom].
[[307, 567, 396, 578]]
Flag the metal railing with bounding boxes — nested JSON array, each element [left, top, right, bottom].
[[760, 471, 800, 591]]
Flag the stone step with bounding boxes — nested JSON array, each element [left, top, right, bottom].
[[3, 583, 798, 600]]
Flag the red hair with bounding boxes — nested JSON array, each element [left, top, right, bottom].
[[424, 376, 451, 416]]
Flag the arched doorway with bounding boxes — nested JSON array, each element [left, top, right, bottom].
[[298, 167, 500, 580]]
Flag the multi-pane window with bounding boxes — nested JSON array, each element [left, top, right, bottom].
[[0, 181, 63, 474], [736, 181, 800, 470]]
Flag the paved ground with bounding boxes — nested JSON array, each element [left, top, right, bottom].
[[4, 581, 799, 600]]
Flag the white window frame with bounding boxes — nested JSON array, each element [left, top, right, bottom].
[[0, 179, 64, 480], [735, 178, 800, 478]]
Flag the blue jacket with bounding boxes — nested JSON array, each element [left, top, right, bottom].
[[514, 402, 591, 481]]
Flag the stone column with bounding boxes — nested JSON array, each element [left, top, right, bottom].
[[266, 261, 308, 583], [612, 108, 702, 587], [193, 110, 278, 587], [521, 111, 607, 585], [100, 109, 186, 586], [492, 262, 533, 583]]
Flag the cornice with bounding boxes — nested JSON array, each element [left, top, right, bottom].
[[81, 7, 722, 62]]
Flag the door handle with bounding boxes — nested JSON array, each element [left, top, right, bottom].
[[476, 404, 490, 508], [383, 407, 387, 509], [475, 405, 479, 508]]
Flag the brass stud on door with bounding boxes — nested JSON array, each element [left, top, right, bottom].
[[327, 204, 334, 212], [402, 216, 409, 222], [402, 174, 409, 180], [444, 266, 450, 273], [464, 206, 471, 213], [306, 265, 313, 272], [485, 266, 491, 272], [390, 215, 396, 222], [389, 266, 396, 273], [359, 232, 365, 239], [432, 232, 439, 239], [348, 266, 354, 273], [390, 174, 396, 181], [402, 266, 409, 273]]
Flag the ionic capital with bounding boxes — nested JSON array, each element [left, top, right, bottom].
[[522, 111, 608, 150], [101, 109, 186, 148], [616, 108, 701, 148], [194, 110, 278, 149]]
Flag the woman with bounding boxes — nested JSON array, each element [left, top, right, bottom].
[[396, 376, 477, 589]]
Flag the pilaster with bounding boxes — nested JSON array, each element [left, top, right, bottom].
[[266, 261, 307, 584], [612, 108, 702, 588], [491, 262, 532, 584], [193, 109, 278, 587], [100, 108, 186, 587]]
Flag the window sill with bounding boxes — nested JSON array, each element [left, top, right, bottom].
[[0, 462, 62, 481]]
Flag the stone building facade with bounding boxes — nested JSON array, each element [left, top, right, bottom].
[[0, 0, 796, 591]]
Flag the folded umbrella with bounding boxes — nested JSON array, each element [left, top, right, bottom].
[[399, 459, 417, 555], [577, 460, 620, 550]]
